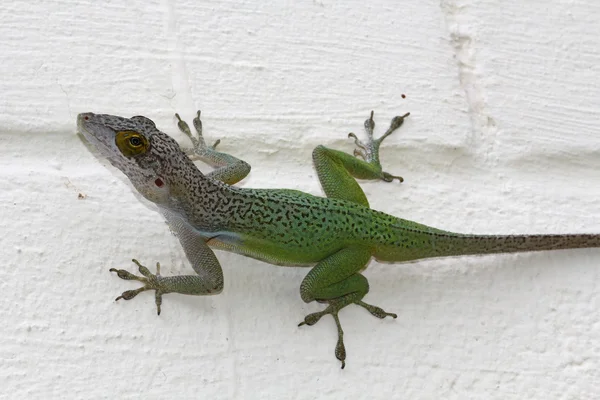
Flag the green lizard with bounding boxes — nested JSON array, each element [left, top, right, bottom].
[[77, 110, 600, 368]]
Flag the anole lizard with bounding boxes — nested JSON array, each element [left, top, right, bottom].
[[77, 110, 600, 368]]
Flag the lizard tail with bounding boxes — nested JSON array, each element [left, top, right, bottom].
[[428, 233, 600, 258], [376, 229, 600, 262]]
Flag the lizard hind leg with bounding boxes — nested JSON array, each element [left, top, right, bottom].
[[349, 111, 409, 183], [298, 247, 397, 368], [312, 111, 409, 206]]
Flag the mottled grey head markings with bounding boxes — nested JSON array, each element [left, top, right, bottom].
[[77, 112, 204, 207], [130, 115, 157, 130]]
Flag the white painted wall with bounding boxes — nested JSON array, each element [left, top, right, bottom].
[[1, 0, 599, 398]]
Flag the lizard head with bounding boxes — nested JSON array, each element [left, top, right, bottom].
[[77, 112, 190, 206]]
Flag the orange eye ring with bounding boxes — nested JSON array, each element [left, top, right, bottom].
[[115, 131, 149, 157]]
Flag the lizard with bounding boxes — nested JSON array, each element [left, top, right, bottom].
[[77, 109, 600, 368]]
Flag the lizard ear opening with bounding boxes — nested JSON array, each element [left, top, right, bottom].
[[138, 175, 170, 204], [115, 130, 149, 157]]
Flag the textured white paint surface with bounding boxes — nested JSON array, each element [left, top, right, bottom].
[[1, 0, 599, 398]]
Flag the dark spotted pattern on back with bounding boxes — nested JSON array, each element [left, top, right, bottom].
[[78, 112, 600, 266]]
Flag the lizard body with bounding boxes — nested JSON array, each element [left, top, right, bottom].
[[77, 110, 600, 368]]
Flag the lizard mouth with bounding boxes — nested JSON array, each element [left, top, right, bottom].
[[77, 113, 116, 159]]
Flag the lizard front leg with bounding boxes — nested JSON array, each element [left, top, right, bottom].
[[110, 211, 224, 314], [176, 110, 251, 185]]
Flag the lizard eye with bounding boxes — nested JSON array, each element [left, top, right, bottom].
[[129, 137, 142, 147], [115, 131, 149, 157]]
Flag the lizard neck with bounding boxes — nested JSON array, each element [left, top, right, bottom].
[[162, 160, 234, 231]]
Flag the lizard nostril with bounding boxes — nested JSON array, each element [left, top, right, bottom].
[[84, 116, 89, 120]]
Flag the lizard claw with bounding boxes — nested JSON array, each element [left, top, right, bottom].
[[382, 172, 404, 183]]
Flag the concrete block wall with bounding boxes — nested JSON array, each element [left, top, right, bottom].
[[1, 1, 599, 398]]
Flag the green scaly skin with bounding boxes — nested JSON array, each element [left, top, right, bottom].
[[77, 110, 600, 368]]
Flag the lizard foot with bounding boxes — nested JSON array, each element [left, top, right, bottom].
[[298, 299, 397, 369], [109, 259, 166, 315], [173, 111, 250, 184], [355, 300, 397, 319], [347, 111, 409, 183], [176, 110, 221, 160], [298, 303, 348, 369]]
